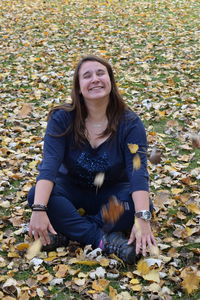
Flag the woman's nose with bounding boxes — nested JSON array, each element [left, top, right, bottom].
[[91, 74, 99, 82]]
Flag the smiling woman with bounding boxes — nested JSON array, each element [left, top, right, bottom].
[[27, 55, 156, 264], [79, 60, 111, 102]]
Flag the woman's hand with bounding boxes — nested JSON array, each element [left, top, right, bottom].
[[128, 218, 156, 256], [29, 211, 57, 246]]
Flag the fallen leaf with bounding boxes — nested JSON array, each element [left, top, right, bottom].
[[181, 271, 200, 294], [18, 103, 32, 118], [26, 239, 42, 260], [191, 134, 200, 149], [92, 279, 109, 292], [55, 264, 70, 278], [143, 270, 160, 283], [137, 259, 150, 275]]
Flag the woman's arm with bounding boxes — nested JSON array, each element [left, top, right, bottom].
[[128, 190, 156, 256], [29, 180, 56, 246]]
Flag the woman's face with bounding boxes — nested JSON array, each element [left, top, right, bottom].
[[78, 61, 111, 102]]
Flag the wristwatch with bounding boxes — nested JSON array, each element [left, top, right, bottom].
[[135, 210, 152, 221]]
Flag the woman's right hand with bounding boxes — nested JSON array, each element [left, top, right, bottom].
[[29, 211, 57, 246]]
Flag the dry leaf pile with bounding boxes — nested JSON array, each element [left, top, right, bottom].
[[0, 0, 199, 299]]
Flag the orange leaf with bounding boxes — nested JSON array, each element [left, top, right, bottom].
[[16, 243, 30, 251], [101, 196, 124, 223]]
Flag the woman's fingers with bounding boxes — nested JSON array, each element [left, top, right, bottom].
[[135, 235, 142, 255], [29, 227, 50, 246], [48, 223, 57, 235], [127, 229, 136, 245], [39, 230, 50, 245]]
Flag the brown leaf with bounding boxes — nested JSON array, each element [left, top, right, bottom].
[[18, 103, 32, 118], [55, 264, 70, 278], [191, 134, 200, 149], [149, 148, 161, 164]]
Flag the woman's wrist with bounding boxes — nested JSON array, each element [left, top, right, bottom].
[[31, 204, 47, 211]]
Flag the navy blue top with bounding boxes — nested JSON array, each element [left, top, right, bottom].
[[37, 109, 149, 193]]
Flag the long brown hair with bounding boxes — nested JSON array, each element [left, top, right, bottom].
[[49, 55, 127, 145]]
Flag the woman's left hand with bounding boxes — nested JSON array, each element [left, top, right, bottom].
[[128, 218, 156, 256]]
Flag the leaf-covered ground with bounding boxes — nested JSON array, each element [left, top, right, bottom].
[[0, 0, 200, 299]]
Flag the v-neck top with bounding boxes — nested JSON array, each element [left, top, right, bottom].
[[37, 109, 149, 193]]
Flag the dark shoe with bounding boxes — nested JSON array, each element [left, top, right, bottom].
[[42, 233, 69, 252], [102, 232, 136, 264]]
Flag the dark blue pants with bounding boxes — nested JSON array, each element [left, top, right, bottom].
[[28, 180, 136, 248]]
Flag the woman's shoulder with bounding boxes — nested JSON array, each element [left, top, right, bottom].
[[121, 109, 139, 123], [49, 105, 75, 122]]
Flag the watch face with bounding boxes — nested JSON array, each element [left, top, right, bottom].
[[143, 211, 151, 220]]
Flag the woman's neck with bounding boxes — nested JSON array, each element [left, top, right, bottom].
[[84, 98, 108, 123]]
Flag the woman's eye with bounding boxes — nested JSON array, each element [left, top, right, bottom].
[[84, 74, 91, 79], [97, 71, 104, 76]]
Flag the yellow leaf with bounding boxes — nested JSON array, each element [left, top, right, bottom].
[[171, 188, 184, 194], [77, 208, 86, 216], [182, 273, 200, 294], [44, 256, 57, 262], [130, 284, 142, 291], [29, 161, 39, 169], [99, 258, 110, 267], [137, 259, 150, 275], [70, 259, 98, 266], [130, 278, 140, 285], [7, 252, 20, 258], [128, 143, 139, 154], [26, 239, 42, 260], [187, 203, 200, 214], [149, 245, 160, 257], [16, 243, 30, 251], [143, 270, 160, 283], [92, 279, 109, 292], [133, 154, 141, 170], [147, 283, 161, 293], [109, 285, 118, 299]]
